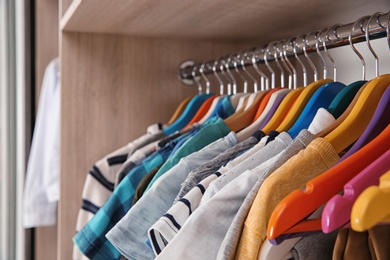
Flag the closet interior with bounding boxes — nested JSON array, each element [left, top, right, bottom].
[[33, 0, 390, 259]]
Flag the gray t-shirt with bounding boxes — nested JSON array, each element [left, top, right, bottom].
[[174, 131, 263, 202]]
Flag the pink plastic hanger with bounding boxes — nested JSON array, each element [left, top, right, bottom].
[[322, 149, 390, 233], [267, 124, 390, 239]]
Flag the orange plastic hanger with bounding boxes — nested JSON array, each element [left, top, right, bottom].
[[183, 95, 218, 128], [267, 124, 390, 239], [166, 96, 193, 126]]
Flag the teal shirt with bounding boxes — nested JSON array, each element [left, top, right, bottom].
[[146, 117, 231, 190]]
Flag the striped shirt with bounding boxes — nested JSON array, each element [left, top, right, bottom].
[[73, 124, 165, 259]]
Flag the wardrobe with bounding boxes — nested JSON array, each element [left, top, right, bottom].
[[34, 0, 390, 259]]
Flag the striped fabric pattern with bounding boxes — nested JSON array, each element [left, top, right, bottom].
[[73, 141, 178, 259]]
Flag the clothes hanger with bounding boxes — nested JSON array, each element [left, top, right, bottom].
[[222, 55, 248, 111], [258, 41, 296, 129], [261, 37, 305, 134], [166, 96, 193, 126], [163, 65, 213, 135], [267, 14, 390, 238], [287, 31, 344, 139], [337, 12, 390, 160], [236, 42, 291, 141], [320, 13, 390, 232], [231, 53, 254, 111], [351, 169, 390, 232], [322, 149, 390, 233], [324, 25, 367, 119], [267, 124, 390, 239], [323, 14, 390, 154], [275, 34, 332, 133], [224, 46, 272, 132], [251, 41, 289, 121], [196, 60, 227, 125], [183, 63, 219, 128]]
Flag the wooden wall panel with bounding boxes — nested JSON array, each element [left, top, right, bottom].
[[59, 33, 248, 259], [34, 0, 59, 260], [35, 0, 59, 109]]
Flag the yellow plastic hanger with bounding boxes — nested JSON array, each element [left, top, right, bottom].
[[351, 169, 390, 232], [166, 96, 193, 126], [315, 82, 368, 137], [275, 35, 333, 132], [262, 38, 306, 134], [324, 15, 390, 153]]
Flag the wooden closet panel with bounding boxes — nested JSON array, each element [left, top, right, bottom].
[[35, 0, 59, 110], [60, 0, 73, 17], [59, 32, 247, 259], [35, 0, 59, 260]]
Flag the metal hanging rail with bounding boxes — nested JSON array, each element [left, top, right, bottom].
[[178, 12, 389, 85]]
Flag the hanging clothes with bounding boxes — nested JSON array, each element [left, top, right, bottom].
[[23, 58, 60, 228]]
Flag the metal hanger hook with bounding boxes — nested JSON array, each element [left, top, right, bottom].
[[364, 12, 383, 77], [223, 56, 238, 94], [265, 41, 278, 89], [350, 15, 370, 80], [273, 41, 286, 87], [323, 24, 342, 81], [303, 32, 319, 81], [293, 35, 308, 86], [218, 58, 233, 95], [210, 60, 225, 95], [283, 37, 297, 89], [251, 46, 268, 91], [241, 49, 259, 92], [199, 62, 211, 94], [191, 65, 203, 94], [313, 30, 327, 79]]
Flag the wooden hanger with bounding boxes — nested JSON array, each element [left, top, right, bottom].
[[322, 149, 390, 233], [351, 169, 390, 232], [267, 124, 390, 239]]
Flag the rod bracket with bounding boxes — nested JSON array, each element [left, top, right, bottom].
[[178, 60, 196, 86]]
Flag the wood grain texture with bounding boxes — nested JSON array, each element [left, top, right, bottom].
[[35, 0, 59, 110], [35, 226, 58, 260], [61, 0, 390, 42], [59, 32, 247, 259], [34, 0, 59, 259]]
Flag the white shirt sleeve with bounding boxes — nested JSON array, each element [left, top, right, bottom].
[[23, 58, 60, 228]]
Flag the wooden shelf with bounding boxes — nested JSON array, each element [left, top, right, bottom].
[[61, 0, 390, 42]]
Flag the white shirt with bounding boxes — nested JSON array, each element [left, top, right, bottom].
[[23, 58, 60, 227]]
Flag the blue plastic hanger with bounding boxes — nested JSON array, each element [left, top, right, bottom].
[[288, 31, 344, 138], [163, 65, 213, 135]]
